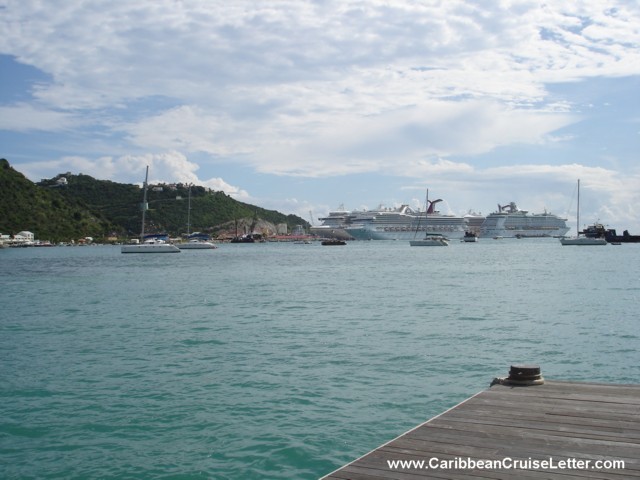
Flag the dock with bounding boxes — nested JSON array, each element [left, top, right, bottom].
[[322, 366, 640, 479]]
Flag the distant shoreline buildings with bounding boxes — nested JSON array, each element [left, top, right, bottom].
[[1, 230, 36, 246], [0, 231, 97, 247]]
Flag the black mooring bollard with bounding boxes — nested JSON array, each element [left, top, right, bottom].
[[491, 364, 545, 386]]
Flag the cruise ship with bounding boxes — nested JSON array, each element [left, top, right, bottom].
[[309, 204, 431, 240], [342, 199, 468, 240], [480, 202, 569, 238], [309, 206, 357, 240]]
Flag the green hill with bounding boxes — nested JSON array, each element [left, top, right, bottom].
[[1, 158, 308, 242], [0, 159, 114, 242]]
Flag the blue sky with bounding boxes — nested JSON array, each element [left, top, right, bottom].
[[1, 1, 639, 233]]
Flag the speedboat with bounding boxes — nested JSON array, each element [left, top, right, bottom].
[[178, 239, 217, 250]]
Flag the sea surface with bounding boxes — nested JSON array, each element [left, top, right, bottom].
[[1, 239, 639, 479]]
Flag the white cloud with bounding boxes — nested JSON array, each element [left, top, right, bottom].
[[0, 103, 78, 131], [2, 1, 639, 111], [239, 99, 576, 177], [4, 0, 633, 177], [17, 151, 249, 199], [121, 106, 240, 155]]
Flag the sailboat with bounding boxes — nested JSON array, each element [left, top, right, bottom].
[[121, 166, 181, 253], [178, 185, 217, 250], [559, 179, 607, 246], [409, 189, 449, 246]]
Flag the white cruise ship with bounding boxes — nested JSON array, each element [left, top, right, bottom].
[[480, 202, 569, 238], [343, 200, 468, 240], [310, 206, 358, 240]]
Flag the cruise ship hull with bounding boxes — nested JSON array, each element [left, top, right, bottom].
[[345, 228, 466, 241], [309, 225, 354, 240], [345, 219, 467, 240], [481, 224, 569, 238]]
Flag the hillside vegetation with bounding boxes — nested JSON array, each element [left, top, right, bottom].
[[0, 159, 114, 241], [1, 159, 308, 242]]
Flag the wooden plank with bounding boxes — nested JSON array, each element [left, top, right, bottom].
[[407, 420, 640, 453], [460, 394, 640, 419], [321, 380, 640, 479]]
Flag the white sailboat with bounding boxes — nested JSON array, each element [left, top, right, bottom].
[[409, 189, 449, 247], [121, 166, 181, 253], [559, 179, 607, 246], [178, 185, 217, 250]]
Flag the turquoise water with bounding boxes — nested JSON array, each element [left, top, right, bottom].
[[1, 240, 639, 479]]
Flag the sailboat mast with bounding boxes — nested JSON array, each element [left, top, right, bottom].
[[187, 184, 192, 236], [140, 165, 149, 241], [425, 189, 429, 234], [413, 188, 428, 239], [576, 178, 580, 236]]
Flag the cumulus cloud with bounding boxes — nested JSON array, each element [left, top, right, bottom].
[[17, 151, 249, 199], [238, 98, 576, 177], [1, 1, 638, 139], [121, 106, 238, 155]]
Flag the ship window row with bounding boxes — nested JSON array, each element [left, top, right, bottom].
[[378, 226, 460, 232]]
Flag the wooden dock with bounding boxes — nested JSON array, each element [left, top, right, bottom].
[[322, 375, 640, 479]]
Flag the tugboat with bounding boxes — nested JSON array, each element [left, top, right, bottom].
[[230, 234, 255, 243], [581, 223, 640, 244], [604, 228, 640, 244], [581, 223, 607, 239]]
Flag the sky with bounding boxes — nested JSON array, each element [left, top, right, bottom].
[[1, 0, 639, 234]]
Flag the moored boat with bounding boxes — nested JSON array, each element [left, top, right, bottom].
[[321, 239, 346, 246], [604, 228, 640, 244], [178, 238, 217, 250], [410, 233, 449, 246], [230, 234, 256, 243], [559, 180, 607, 246], [462, 231, 478, 242], [121, 166, 180, 254], [583, 223, 640, 244], [179, 186, 216, 249], [122, 238, 181, 253], [409, 190, 450, 247]]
